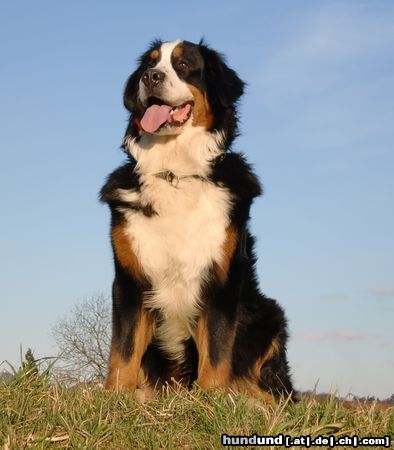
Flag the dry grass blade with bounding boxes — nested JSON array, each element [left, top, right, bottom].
[[44, 434, 70, 442]]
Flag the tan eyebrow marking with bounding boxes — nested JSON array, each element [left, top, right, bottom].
[[172, 46, 183, 58], [150, 49, 159, 60]]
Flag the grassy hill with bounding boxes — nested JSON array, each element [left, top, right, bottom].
[[1, 369, 393, 449]]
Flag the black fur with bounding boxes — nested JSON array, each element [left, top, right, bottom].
[[101, 40, 294, 398]]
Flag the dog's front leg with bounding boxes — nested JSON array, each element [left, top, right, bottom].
[[195, 296, 237, 390], [195, 226, 240, 389], [105, 274, 154, 391]]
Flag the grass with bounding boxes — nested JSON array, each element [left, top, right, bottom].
[[1, 369, 393, 449]]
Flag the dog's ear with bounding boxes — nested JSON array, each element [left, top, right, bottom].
[[199, 42, 245, 108], [123, 69, 142, 112], [123, 52, 152, 112]]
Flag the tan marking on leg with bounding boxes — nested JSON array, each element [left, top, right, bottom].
[[105, 308, 155, 391], [111, 222, 145, 283], [134, 367, 154, 403], [230, 377, 273, 403], [186, 84, 213, 129], [254, 337, 280, 377], [214, 225, 238, 284], [229, 338, 280, 401], [195, 315, 233, 388]]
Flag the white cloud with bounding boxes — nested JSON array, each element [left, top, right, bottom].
[[298, 331, 327, 342], [368, 287, 394, 296], [333, 329, 363, 341], [298, 329, 368, 342]]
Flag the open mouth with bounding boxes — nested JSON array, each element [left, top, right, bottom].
[[140, 97, 193, 134]]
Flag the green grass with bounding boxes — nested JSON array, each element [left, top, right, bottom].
[[1, 370, 393, 449]]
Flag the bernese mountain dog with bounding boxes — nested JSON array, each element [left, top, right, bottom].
[[100, 39, 294, 400]]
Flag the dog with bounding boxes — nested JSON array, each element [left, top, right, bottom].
[[100, 39, 294, 400]]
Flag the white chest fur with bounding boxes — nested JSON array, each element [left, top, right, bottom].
[[121, 128, 232, 361]]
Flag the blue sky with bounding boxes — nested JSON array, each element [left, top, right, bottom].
[[1, 1, 393, 398]]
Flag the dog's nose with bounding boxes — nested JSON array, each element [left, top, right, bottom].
[[141, 69, 165, 89]]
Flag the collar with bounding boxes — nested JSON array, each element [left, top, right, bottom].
[[154, 170, 208, 188]]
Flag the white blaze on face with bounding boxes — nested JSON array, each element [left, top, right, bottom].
[[138, 40, 193, 107]]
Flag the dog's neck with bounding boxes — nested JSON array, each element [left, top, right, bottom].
[[125, 126, 224, 178]]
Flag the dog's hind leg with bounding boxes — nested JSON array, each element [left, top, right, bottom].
[[231, 295, 295, 400]]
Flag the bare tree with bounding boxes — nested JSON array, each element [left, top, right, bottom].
[[51, 293, 111, 384]]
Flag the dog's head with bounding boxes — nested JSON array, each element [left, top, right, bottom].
[[123, 39, 245, 146]]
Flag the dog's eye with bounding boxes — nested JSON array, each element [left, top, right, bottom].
[[177, 61, 189, 70]]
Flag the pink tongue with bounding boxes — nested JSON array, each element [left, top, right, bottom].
[[170, 103, 192, 123], [140, 104, 172, 133]]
